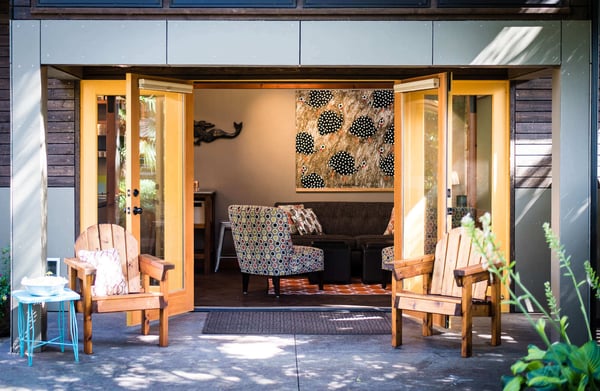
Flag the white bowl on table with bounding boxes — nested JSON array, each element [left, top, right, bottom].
[[21, 276, 68, 296]]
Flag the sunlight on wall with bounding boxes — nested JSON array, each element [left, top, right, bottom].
[[472, 27, 543, 65]]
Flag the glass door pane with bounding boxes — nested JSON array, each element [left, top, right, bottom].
[[97, 95, 126, 226], [95, 94, 166, 256], [138, 94, 165, 257], [395, 74, 448, 260], [449, 95, 492, 227]]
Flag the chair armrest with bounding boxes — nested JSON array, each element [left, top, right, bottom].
[[453, 262, 502, 287], [64, 257, 96, 275], [139, 254, 175, 282], [393, 254, 435, 280]]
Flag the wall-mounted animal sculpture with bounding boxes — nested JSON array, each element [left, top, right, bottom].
[[194, 120, 243, 145]]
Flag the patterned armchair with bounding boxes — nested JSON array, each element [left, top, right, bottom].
[[228, 205, 325, 297]]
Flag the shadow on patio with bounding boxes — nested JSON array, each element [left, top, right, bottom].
[[0, 309, 541, 390]]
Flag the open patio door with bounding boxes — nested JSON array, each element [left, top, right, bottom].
[[80, 74, 195, 322], [392, 75, 510, 314], [393, 73, 449, 271]]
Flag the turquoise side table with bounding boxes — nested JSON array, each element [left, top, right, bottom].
[[12, 288, 80, 366]]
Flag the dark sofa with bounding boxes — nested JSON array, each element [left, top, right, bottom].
[[275, 201, 394, 284]]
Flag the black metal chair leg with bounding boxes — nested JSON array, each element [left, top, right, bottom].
[[272, 277, 281, 298], [242, 273, 250, 294]]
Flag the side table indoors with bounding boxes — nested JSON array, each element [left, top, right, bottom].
[[12, 288, 80, 366]]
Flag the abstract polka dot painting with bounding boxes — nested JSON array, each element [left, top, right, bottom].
[[296, 89, 394, 190]]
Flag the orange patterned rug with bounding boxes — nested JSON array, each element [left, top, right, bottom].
[[267, 277, 391, 295]]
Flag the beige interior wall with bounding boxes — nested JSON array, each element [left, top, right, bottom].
[[194, 89, 394, 231]]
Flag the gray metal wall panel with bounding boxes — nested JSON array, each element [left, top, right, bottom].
[[11, 20, 45, 344], [551, 20, 592, 344], [168, 21, 300, 66], [514, 188, 551, 311], [300, 21, 432, 66], [433, 21, 561, 66], [47, 188, 75, 278], [41, 20, 167, 65]]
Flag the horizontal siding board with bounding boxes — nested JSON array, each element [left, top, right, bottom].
[[515, 89, 554, 100], [47, 110, 75, 122], [515, 111, 551, 122], [515, 100, 554, 111], [517, 155, 552, 166], [48, 143, 75, 155], [515, 144, 552, 155], [47, 122, 75, 132], [516, 166, 552, 177], [48, 155, 74, 165], [47, 133, 75, 143], [515, 123, 551, 133], [515, 177, 552, 188], [48, 177, 75, 187]]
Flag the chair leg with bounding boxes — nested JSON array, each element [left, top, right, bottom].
[[422, 313, 433, 337], [158, 307, 168, 347], [242, 273, 250, 294], [272, 277, 281, 298], [490, 278, 502, 347], [82, 274, 93, 355], [461, 282, 474, 358], [391, 307, 402, 347], [141, 310, 150, 336], [382, 270, 391, 289], [317, 271, 324, 290]]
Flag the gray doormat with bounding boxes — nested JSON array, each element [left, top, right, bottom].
[[202, 310, 392, 335]]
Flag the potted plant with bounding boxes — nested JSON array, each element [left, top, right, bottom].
[[0, 246, 10, 337], [463, 214, 600, 390]]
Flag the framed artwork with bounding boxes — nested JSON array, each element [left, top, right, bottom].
[[295, 89, 394, 191]]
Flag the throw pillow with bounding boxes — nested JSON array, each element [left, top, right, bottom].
[[277, 204, 304, 234], [78, 248, 128, 296], [384, 207, 395, 235], [289, 208, 323, 235]]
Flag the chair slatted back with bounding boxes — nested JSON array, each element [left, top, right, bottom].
[[74, 224, 141, 293], [430, 227, 487, 300]]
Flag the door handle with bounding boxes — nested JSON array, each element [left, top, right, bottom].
[[133, 206, 143, 215]]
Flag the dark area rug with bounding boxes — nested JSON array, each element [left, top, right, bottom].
[[202, 310, 392, 335]]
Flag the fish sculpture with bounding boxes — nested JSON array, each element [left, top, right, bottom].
[[194, 120, 243, 145]]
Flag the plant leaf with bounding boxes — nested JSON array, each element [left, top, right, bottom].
[[523, 344, 547, 361], [572, 341, 600, 379], [502, 375, 524, 391]]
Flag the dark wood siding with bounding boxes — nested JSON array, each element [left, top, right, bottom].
[[47, 78, 77, 187], [513, 78, 552, 189]]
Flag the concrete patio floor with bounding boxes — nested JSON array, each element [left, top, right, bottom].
[[0, 310, 541, 390]]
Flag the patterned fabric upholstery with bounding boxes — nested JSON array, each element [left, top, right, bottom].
[[381, 246, 394, 271], [228, 205, 324, 276]]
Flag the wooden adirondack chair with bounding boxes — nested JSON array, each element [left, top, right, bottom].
[[64, 224, 175, 354], [391, 227, 501, 357]]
